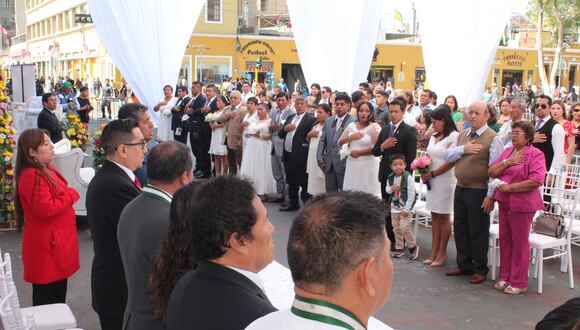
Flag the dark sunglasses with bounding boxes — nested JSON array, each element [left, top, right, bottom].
[[574, 108, 580, 113], [535, 103, 548, 110]]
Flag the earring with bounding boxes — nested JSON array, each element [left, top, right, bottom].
[[33, 157, 38, 163]]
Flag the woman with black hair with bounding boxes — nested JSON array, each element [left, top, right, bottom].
[[307, 83, 322, 110], [420, 104, 459, 267], [444, 95, 463, 129]]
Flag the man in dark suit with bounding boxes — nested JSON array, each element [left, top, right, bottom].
[[86, 118, 146, 330], [118, 103, 155, 186], [194, 84, 218, 178], [279, 96, 317, 211], [372, 97, 417, 247], [118, 141, 193, 330], [37, 93, 63, 143], [185, 81, 207, 175], [171, 86, 191, 144], [166, 176, 277, 330]]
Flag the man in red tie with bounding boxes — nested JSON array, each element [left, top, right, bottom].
[[86, 118, 147, 330]]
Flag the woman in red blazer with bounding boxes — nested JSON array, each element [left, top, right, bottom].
[[489, 121, 546, 295], [15, 128, 80, 306]]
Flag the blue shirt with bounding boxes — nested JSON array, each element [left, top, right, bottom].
[[56, 90, 81, 112]]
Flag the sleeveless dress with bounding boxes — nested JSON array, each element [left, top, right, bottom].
[[208, 109, 227, 156], [242, 111, 258, 151], [306, 123, 325, 196], [342, 122, 382, 198], [425, 131, 459, 214], [240, 118, 277, 195]]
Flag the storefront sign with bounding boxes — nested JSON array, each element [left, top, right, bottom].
[[502, 53, 526, 67], [241, 40, 276, 58], [246, 61, 273, 72]]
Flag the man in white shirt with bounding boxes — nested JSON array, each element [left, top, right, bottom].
[[498, 99, 525, 147], [167, 176, 277, 330], [242, 82, 255, 103], [409, 89, 435, 118], [532, 95, 566, 173], [247, 191, 393, 330]]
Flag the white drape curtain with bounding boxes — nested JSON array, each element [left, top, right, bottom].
[[416, 0, 517, 107], [87, 0, 204, 121], [286, 0, 381, 93]]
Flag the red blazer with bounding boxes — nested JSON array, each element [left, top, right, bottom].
[[17, 165, 80, 284]]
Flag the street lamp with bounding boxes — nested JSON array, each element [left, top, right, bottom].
[[189, 45, 210, 82]]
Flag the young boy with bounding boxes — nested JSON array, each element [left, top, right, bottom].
[[385, 154, 418, 260]]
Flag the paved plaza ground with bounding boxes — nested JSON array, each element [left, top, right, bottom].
[[1, 200, 579, 330]]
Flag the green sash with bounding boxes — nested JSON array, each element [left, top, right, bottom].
[[142, 185, 172, 206], [290, 295, 367, 330]]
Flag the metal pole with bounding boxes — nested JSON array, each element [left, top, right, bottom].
[[412, 1, 416, 43], [82, 23, 86, 80], [199, 49, 203, 82]]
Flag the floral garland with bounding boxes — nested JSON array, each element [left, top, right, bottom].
[[0, 97, 16, 226], [91, 124, 106, 168], [62, 114, 90, 151]]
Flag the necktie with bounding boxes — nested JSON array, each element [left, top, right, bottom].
[[388, 124, 396, 138], [535, 119, 542, 131], [134, 177, 142, 189], [335, 117, 342, 132], [469, 131, 477, 139]]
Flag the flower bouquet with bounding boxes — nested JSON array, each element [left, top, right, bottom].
[[92, 124, 106, 168], [0, 99, 16, 226], [411, 156, 432, 190], [62, 114, 90, 151], [204, 112, 220, 122]]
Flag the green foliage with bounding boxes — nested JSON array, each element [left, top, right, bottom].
[[526, 0, 579, 44]]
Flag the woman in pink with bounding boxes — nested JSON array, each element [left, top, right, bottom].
[[488, 121, 546, 294]]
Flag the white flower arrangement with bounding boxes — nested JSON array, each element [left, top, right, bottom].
[[205, 113, 220, 122]]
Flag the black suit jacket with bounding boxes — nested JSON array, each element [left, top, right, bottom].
[[372, 121, 417, 182], [37, 107, 63, 143], [279, 112, 316, 165], [166, 260, 277, 330], [171, 96, 192, 131], [188, 93, 207, 133], [86, 159, 141, 318]]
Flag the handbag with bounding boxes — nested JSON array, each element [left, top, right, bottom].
[[532, 203, 566, 239]]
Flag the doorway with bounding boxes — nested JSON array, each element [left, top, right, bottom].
[[281, 64, 305, 93]]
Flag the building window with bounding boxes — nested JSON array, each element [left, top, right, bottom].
[[195, 56, 231, 82], [206, 0, 222, 23]]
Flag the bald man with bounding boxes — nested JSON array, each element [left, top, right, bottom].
[[444, 101, 504, 284]]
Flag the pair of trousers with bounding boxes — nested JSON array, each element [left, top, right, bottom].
[[32, 278, 67, 306], [227, 146, 242, 175], [324, 164, 345, 192], [98, 315, 123, 330], [271, 151, 286, 197], [283, 153, 310, 205], [173, 128, 188, 144], [190, 130, 201, 170], [498, 201, 534, 288], [453, 186, 490, 275], [101, 100, 111, 117], [392, 212, 416, 250], [381, 179, 396, 246]]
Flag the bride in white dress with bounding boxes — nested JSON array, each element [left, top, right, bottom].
[[306, 104, 332, 196], [339, 102, 382, 198], [240, 103, 277, 196], [419, 105, 459, 267], [208, 96, 229, 175], [241, 97, 258, 151], [153, 85, 177, 142]]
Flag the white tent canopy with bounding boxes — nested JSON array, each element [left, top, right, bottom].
[[87, 0, 204, 121], [416, 0, 517, 108], [286, 0, 381, 93]]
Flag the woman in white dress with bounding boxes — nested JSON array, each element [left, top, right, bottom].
[[240, 103, 277, 197], [208, 95, 229, 175], [420, 105, 459, 267], [153, 85, 177, 142], [306, 104, 332, 196], [339, 102, 382, 198], [241, 97, 259, 151]]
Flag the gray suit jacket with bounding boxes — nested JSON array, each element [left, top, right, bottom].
[[316, 113, 355, 174], [117, 187, 172, 330], [270, 105, 296, 157]]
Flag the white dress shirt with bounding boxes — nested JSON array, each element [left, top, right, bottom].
[[535, 116, 566, 172], [284, 113, 304, 152], [225, 265, 265, 291], [110, 160, 136, 182]]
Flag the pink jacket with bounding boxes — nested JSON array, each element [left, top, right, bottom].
[[492, 145, 546, 213]]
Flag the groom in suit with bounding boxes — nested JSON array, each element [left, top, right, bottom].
[[316, 92, 355, 192], [38, 93, 63, 143], [279, 96, 316, 211], [372, 97, 417, 246], [185, 81, 207, 176]]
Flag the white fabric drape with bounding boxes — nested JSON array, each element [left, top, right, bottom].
[[87, 0, 204, 121], [416, 0, 517, 107], [286, 0, 381, 93]]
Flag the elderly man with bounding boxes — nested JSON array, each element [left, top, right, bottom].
[[86, 119, 146, 329], [118, 141, 193, 330], [444, 100, 504, 284], [118, 103, 155, 186], [166, 176, 277, 330], [38, 93, 63, 143], [498, 98, 525, 147], [217, 90, 247, 174], [247, 191, 393, 330]]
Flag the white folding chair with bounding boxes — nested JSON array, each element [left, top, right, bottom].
[[0, 252, 79, 330], [488, 202, 501, 280]]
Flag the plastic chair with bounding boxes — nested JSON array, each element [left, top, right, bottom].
[[51, 147, 95, 216]]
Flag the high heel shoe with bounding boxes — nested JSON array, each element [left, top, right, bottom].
[[423, 259, 434, 265], [430, 259, 446, 267]]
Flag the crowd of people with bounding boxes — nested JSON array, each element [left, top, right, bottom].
[[11, 76, 580, 329]]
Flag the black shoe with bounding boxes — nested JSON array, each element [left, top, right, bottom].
[[279, 204, 299, 212], [267, 196, 285, 203], [195, 172, 210, 179]]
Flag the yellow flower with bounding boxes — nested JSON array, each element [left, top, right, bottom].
[[0, 139, 4, 144], [67, 128, 76, 136], [6, 169, 13, 175], [71, 140, 78, 147]]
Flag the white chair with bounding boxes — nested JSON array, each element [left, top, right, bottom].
[[51, 147, 95, 217], [0, 252, 78, 330], [488, 202, 501, 280]]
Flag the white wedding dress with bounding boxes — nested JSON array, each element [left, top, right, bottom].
[[342, 122, 382, 198], [306, 123, 325, 196], [240, 118, 277, 195], [425, 131, 459, 214], [158, 97, 176, 142], [208, 109, 227, 156]]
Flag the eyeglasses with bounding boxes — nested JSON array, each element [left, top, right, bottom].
[[509, 131, 525, 136], [123, 140, 147, 150], [535, 103, 548, 110]]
